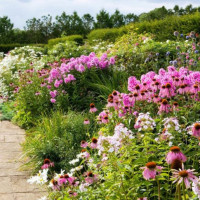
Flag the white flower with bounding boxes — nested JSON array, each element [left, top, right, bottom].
[[75, 165, 83, 171], [69, 158, 79, 165], [27, 169, 48, 185], [169, 141, 173, 146]]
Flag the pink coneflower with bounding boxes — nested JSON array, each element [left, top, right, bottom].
[[177, 84, 187, 94], [153, 94, 161, 103], [158, 99, 171, 114], [50, 179, 60, 190], [191, 84, 200, 95], [41, 158, 54, 169], [84, 119, 90, 125], [172, 168, 198, 189], [27, 80, 33, 84], [166, 146, 187, 164], [89, 103, 97, 113], [40, 82, 46, 87], [80, 149, 90, 159], [84, 171, 98, 184], [172, 102, 179, 111], [90, 137, 98, 149], [141, 162, 163, 180], [102, 115, 109, 124], [68, 177, 79, 186], [81, 140, 88, 148], [192, 123, 200, 137], [58, 174, 68, 185], [137, 198, 148, 200], [159, 83, 175, 98]]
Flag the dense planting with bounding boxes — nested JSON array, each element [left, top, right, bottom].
[[1, 29, 200, 200]]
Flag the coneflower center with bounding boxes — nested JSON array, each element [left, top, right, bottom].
[[92, 138, 98, 143], [64, 174, 69, 178], [162, 99, 168, 105], [90, 103, 95, 108], [173, 102, 178, 106], [179, 170, 188, 178], [135, 85, 140, 90], [171, 159, 182, 170], [88, 172, 94, 177], [112, 91, 117, 96], [133, 93, 138, 97], [170, 146, 180, 153], [166, 83, 171, 89], [146, 162, 157, 169], [44, 158, 50, 164], [194, 123, 200, 130]]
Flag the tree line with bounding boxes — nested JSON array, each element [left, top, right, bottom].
[[1, 4, 200, 44]]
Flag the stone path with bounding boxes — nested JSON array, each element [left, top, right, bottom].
[[0, 120, 46, 200]]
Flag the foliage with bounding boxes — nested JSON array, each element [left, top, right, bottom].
[[0, 101, 15, 120], [87, 27, 127, 43], [22, 111, 93, 173], [48, 35, 84, 46], [0, 43, 45, 53], [131, 12, 200, 41], [0, 46, 45, 98], [110, 31, 200, 78]]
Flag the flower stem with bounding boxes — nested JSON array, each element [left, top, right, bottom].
[[182, 181, 186, 200], [178, 184, 181, 200], [157, 178, 161, 200], [175, 185, 178, 200]]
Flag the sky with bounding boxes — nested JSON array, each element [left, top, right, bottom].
[[0, 0, 199, 29]]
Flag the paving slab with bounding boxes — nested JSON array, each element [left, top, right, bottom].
[[0, 120, 47, 200]]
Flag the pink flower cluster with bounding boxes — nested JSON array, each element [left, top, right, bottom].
[[47, 52, 115, 84], [41, 158, 54, 169], [98, 66, 200, 120]]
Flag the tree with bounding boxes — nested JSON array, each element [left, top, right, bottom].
[[0, 16, 14, 43], [139, 6, 169, 22], [24, 17, 43, 43], [82, 14, 94, 34], [94, 9, 112, 29], [40, 15, 54, 41], [124, 13, 138, 24], [55, 12, 71, 36], [111, 10, 125, 28], [185, 4, 193, 14], [70, 11, 84, 35], [173, 5, 180, 15]]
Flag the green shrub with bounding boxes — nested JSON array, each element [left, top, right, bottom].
[[0, 44, 45, 53], [87, 27, 127, 43], [0, 44, 23, 53], [46, 41, 92, 61], [129, 12, 200, 41], [48, 35, 84, 46], [22, 111, 92, 173], [0, 101, 15, 120]]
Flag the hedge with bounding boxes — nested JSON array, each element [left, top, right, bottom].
[[0, 44, 45, 53], [129, 12, 200, 41], [48, 35, 83, 46], [87, 27, 127, 43]]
